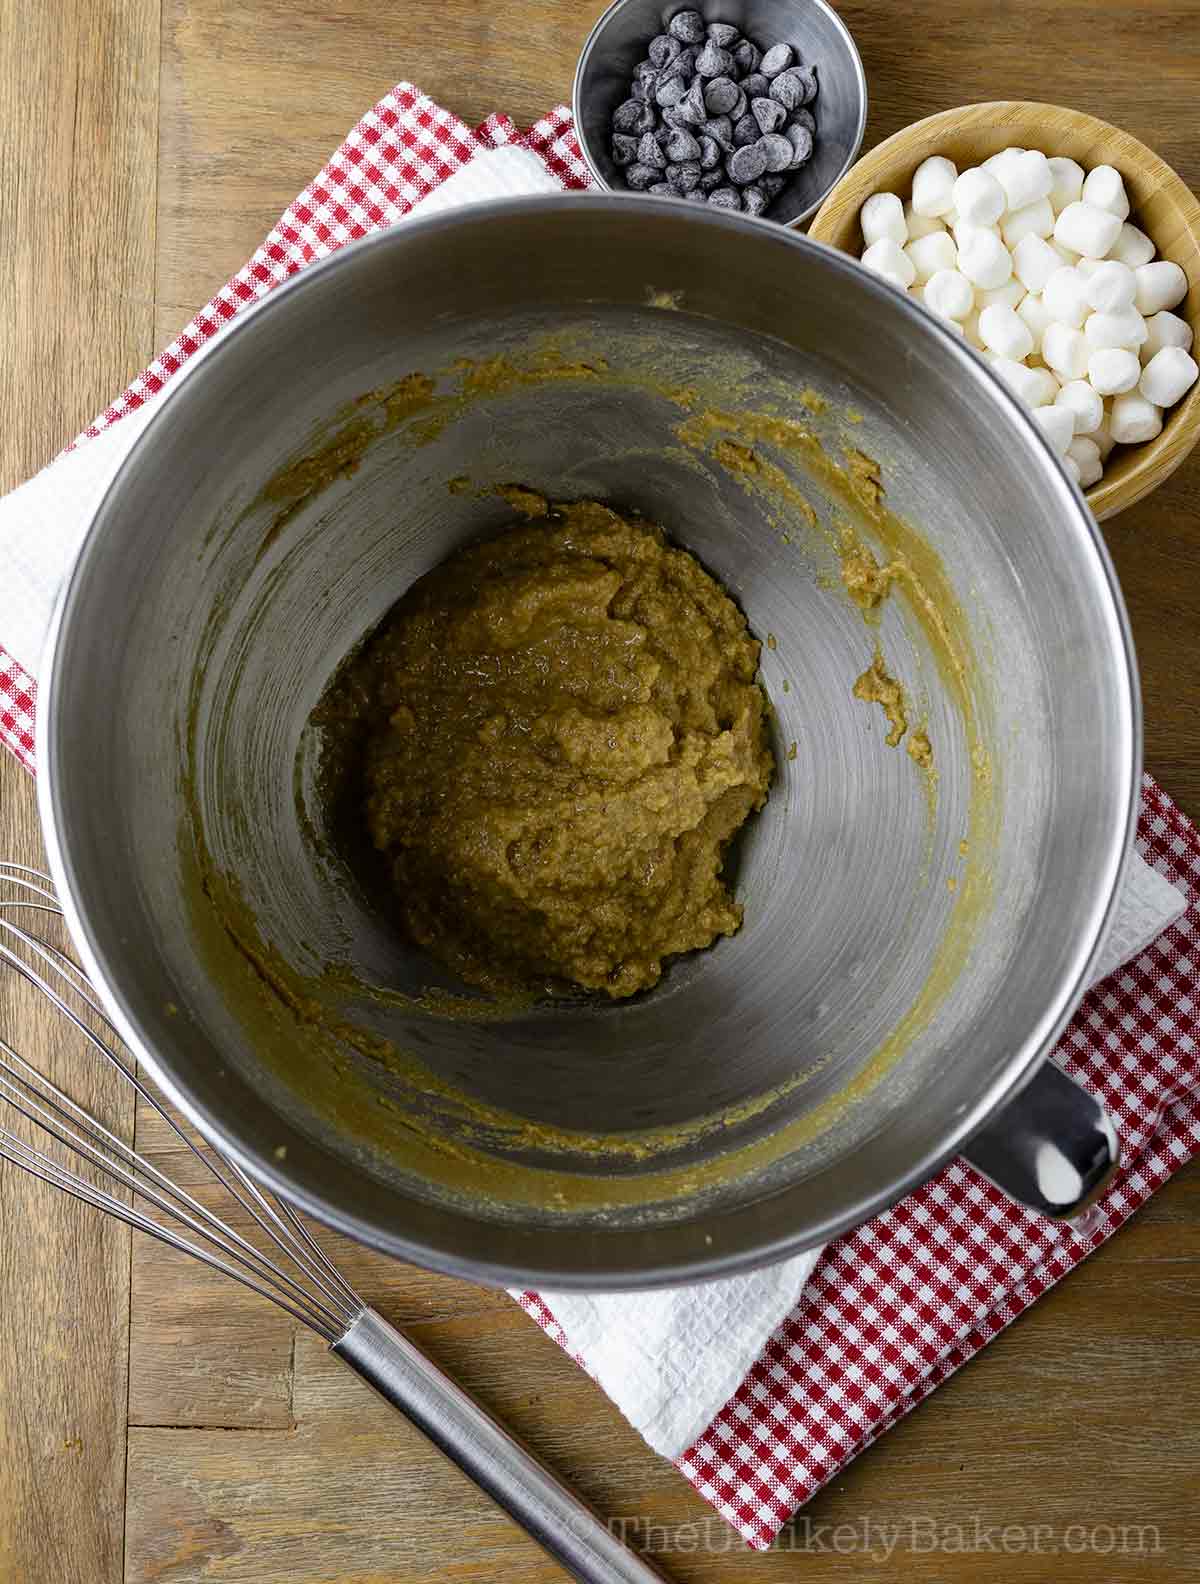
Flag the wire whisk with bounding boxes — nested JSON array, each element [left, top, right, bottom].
[[0, 859, 664, 1584]]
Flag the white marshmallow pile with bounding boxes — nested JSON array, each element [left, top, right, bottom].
[[859, 149, 1197, 489]]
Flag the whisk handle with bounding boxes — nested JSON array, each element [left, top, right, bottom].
[[333, 1307, 670, 1583]]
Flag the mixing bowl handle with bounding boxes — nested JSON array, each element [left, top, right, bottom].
[[333, 1306, 671, 1583], [959, 1060, 1121, 1222]]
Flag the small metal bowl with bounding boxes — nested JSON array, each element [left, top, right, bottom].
[[573, 0, 867, 227]]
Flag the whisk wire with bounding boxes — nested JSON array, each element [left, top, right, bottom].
[[0, 867, 357, 1341]]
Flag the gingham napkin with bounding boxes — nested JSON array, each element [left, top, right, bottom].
[[1, 84, 1196, 1552]]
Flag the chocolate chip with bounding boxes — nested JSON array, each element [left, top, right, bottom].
[[699, 167, 724, 192], [625, 162, 658, 191], [741, 73, 769, 99], [658, 49, 692, 83], [752, 96, 786, 134], [758, 132, 794, 173], [695, 40, 733, 78], [638, 131, 668, 168], [703, 115, 734, 151], [665, 127, 701, 163], [668, 9, 705, 44], [768, 69, 805, 110], [698, 134, 722, 170], [655, 75, 687, 107], [761, 43, 795, 78], [708, 186, 743, 210], [790, 107, 817, 135], [761, 173, 787, 200], [668, 160, 702, 192], [732, 113, 760, 147], [771, 67, 817, 110], [612, 98, 644, 132], [786, 123, 814, 167], [611, 133, 638, 166], [703, 76, 739, 115], [706, 21, 739, 46], [648, 182, 676, 196], [648, 33, 682, 66], [731, 39, 761, 76], [676, 80, 708, 124], [743, 185, 768, 216], [683, 187, 708, 203], [728, 141, 769, 184]]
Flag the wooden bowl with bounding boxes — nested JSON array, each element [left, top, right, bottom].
[[809, 101, 1200, 520]]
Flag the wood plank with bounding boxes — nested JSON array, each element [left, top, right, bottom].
[[153, 0, 607, 345], [0, 2, 159, 1580], [124, 1181, 1200, 1582]]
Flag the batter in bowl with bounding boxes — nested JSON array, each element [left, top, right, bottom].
[[334, 495, 773, 998]]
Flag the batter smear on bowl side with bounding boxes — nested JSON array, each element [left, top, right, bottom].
[[334, 495, 773, 998]]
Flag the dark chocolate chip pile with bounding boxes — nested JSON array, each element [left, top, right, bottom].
[[609, 8, 818, 216]]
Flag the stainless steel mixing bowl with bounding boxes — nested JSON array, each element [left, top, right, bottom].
[[38, 195, 1138, 1288], [573, 0, 867, 227]]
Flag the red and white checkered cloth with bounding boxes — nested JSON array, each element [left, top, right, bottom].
[[2, 82, 1198, 1553]]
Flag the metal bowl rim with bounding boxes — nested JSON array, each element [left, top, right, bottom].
[[36, 192, 1140, 1287]]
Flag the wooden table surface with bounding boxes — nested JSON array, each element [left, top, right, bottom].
[[1, 2, 1198, 1580]]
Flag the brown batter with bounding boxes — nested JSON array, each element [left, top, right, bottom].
[[344, 498, 773, 998]]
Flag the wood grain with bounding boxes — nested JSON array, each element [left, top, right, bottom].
[[807, 99, 1200, 520], [0, 1, 1197, 1581], [0, 2, 159, 1579]]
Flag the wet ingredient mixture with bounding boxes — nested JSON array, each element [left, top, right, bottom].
[[343, 498, 773, 999]]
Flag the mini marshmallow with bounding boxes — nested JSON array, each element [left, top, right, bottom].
[[976, 278, 1025, 311], [1025, 365, 1062, 406], [1139, 345, 1200, 407], [1109, 391, 1164, 445], [1051, 241, 1082, 266], [1017, 291, 1055, 352], [1042, 265, 1091, 328], [862, 237, 917, 288], [1140, 309, 1194, 363], [1092, 418, 1116, 460], [1053, 201, 1124, 259], [1043, 322, 1090, 381], [982, 147, 1025, 173], [952, 167, 1006, 228], [1012, 234, 1061, 294], [1031, 403, 1075, 455], [978, 303, 1034, 360], [905, 229, 958, 283], [1084, 308, 1148, 350], [861, 191, 908, 248], [1054, 379, 1104, 435], [1046, 156, 1084, 214], [1074, 257, 1105, 279], [1088, 347, 1141, 395], [904, 202, 946, 241], [992, 357, 1057, 406], [1084, 260, 1137, 313], [924, 267, 974, 320], [958, 227, 1012, 289], [1062, 455, 1082, 484], [995, 148, 1053, 212], [1000, 196, 1055, 248], [1081, 164, 1130, 221], [1134, 260, 1188, 315], [1108, 221, 1156, 269], [911, 155, 958, 217], [961, 307, 985, 349], [1066, 435, 1104, 487]]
